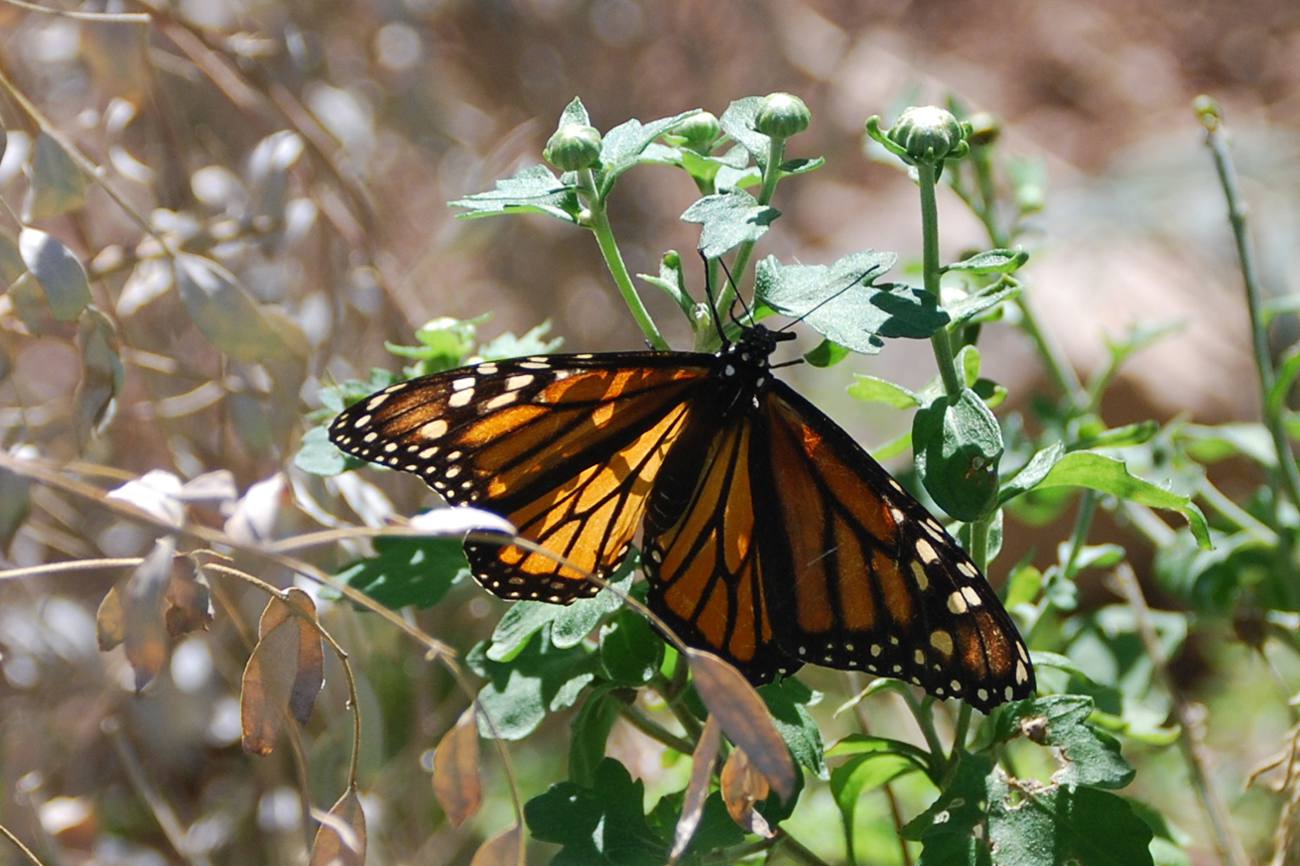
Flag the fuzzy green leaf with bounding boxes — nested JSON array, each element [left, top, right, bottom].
[[718, 96, 772, 168], [944, 284, 1020, 328], [803, 338, 850, 367], [913, 389, 1002, 521], [335, 536, 467, 609], [944, 249, 1028, 275], [994, 695, 1135, 789], [681, 190, 779, 258], [1035, 452, 1211, 548], [468, 628, 597, 741], [987, 779, 1154, 866], [599, 606, 662, 685], [449, 164, 581, 224], [294, 425, 354, 476], [756, 252, 947, 354], [759, 678, 826, 778], [486, 567, 633, 662], [998, 443, 1066, 504], [525, 758, 667, 864], [848, 374, 921, 408], [600, 110, 701, 184], [569, 685, 622, 787]]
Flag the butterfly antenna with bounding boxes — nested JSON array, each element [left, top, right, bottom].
[[716, 256, 757, 328], [698, 250, 731, 347], [776, 269, 876, 333]]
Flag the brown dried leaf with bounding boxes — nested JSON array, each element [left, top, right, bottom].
[[469, 825, 522, 866], [96, 583, 125, 651], [309, 785, 366, 866], [241, 588, 324, 754], [163, 561, 213, 638], [669, 715, 722, 864], [433, 707, 482, 826], [684, 648, 796, 802], [123, 537, 177, 691], [720, 747, 772, 838]]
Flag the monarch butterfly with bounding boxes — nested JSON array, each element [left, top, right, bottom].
[[329, 321, 1034, 711]]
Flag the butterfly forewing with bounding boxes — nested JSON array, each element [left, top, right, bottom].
[[757, 384, 1034, 712], [329, 353, 711, 603]]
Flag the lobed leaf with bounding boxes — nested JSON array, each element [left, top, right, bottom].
[[449, 164, 581, 224], [680, 190, 779, 258]]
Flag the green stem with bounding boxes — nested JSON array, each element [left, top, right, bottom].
[[917, 162, 963, 397], [1062, 491, 1098, 579], [577, 168, 668, 350], [901, 691, 947, 781], [774, 831, 834, 866], [1201, 114, 1300, 518], [1199, 478, 1276, 543], [712, 136, 786, 341], [614, 700, 695, 755]]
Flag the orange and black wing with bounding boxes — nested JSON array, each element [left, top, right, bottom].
[[329, 353, 712, 604], [641, 408, 798, 684], [753, 383, 1034, 711]]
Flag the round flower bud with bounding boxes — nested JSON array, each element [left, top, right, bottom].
[[676, 111, 721, 150], [755, 92, 811, 139], [888, 106, 967, 164], [545, 123, 602, 171]]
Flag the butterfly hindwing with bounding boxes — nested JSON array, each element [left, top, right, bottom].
[[330, 352, 711, 603], [641, 403, 798, 684], [756, 383, 1034, 711]]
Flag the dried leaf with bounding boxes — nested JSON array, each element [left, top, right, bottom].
[[469, 825, 522, 866], [18, 228, 91, 321], [685, 648, 796, 802], [309, 785, 366, 866], [164, 561, 213, 638], [24, 132, 88, 221], [74, 307, 124, 445], [241, 588, 324, 754], [173, 253, 291, 364], [720, 747, 772, 837], [0, 447, 33, 551], [0, 232, 24, 289], [96, 584, 126, 651], [123, 537, 177, 691], [107, 470, 185, 527], [433, 708, 482, 826], [668, 715, 722, 864], [224, 473, 287, 544]]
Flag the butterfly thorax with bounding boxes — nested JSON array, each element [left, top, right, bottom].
[[713, 324, 793, 417]]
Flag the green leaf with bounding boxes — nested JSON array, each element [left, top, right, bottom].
[[486, 567, 633, 662], [904, 752, 993, 865], [994, 695, 1135, 789], [74, 306, 124, 444], [987, 779, 1154, 866], [758, 678, 826, 778], [871, 430, 913, 461], [831, 737, 928, 864], [600, 110, 702, 186], [944, 249, 1028, 275], [803, 338, 850, 367], [468, 628, 597, 741], [756, 251, 948, 354], [718, 96, 772, 169], [913, 389, 1002, 521], [943, 284, 1020, 328], [680, 190, 780, 258], [636, 250, 693, 317], [294, 425, 353, 476], [18, 228, 91, 321], [0, 447, 32, 551], [173, 253, 292, 363], [1034, 452, 1212, 549], [24, 132, 88, 221], [524, 758, 667, 865], [449, 164, 581, 224], [1004, 562, 1043, 608], [385, 315, 483, 371], [1178, 422, 1275, 466], [569, 685, 622, 787], [1062, 542, 1126, 577], [336, 536, 467, 609], [848, 374, 920, 408], [779, 156, 825, 176], [477, 320, 564, 361], [599, 606, 663, 686], [1073, 421, 1159, 451], [998, 443, 1066, 504]]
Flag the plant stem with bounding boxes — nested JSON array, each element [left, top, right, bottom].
[[916, 162, 963, 397], [1111, 564, 1251, 866], [1200, 111, 1300, 522], [713, 136, 786, 337], [1061, 491, 1098, 578], [577, 168, 668, 350], [615, 700, 695, 755]]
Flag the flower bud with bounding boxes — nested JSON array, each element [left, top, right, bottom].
[[544, 123, 602, 171], [755, 92, 811, 139], [884, 106, 968, 164], [675, 111, 720, 151]]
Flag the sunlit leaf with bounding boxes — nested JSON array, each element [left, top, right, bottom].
[[174, 254, 292, 364], [241, 588, 325, 754], [681, 190, 779, 259], [719, 747, 772, 837], [24, 132, 87, 221], [308, 785, 366, 866], [123, 537, 177, 691], [19, 228, 91, 321]]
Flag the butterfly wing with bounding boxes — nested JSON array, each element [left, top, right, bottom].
[[641, 405, 799, 684], [755, 382, 1034, 711], [329, 353, 711, 603]]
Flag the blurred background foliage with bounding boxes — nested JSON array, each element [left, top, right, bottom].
[[0, 0, 1299, 864]]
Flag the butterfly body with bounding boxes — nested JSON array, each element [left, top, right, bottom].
[[329, 327, 1034, 711]]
